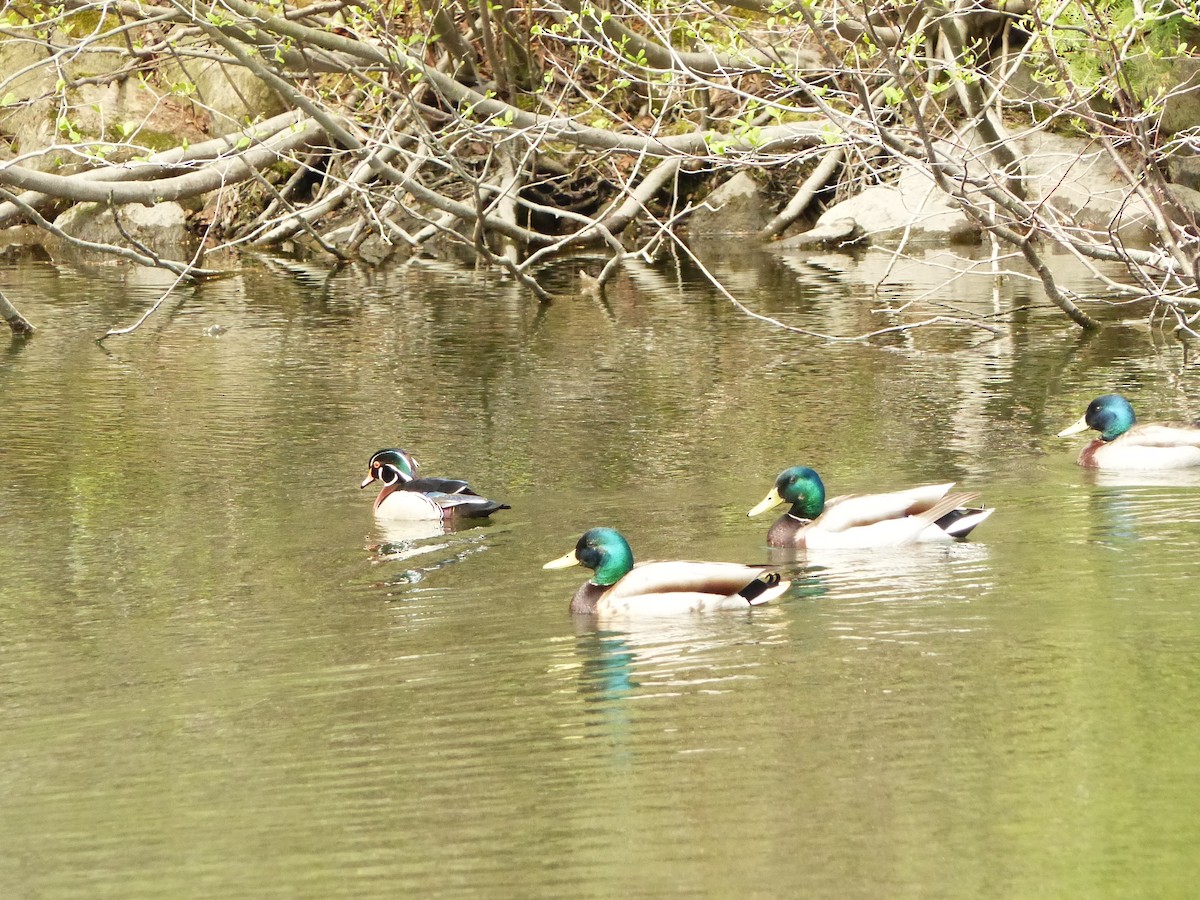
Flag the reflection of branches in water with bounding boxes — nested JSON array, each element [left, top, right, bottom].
[[660, 240, 1006, 344]]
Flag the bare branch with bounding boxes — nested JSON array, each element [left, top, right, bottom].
[[1, 289, 36, 335]]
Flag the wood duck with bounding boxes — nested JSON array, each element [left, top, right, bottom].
[[361, 448, 510, 520]]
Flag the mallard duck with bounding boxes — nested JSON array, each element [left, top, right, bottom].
[[747, 466, 992, 549], [1057, 394, 1200, 470], [543, 527, 791, 615], [360, 448, 510, 520]]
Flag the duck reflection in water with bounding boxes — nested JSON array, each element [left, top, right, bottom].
[[768, 541, 991, 611], [1072, 466, 1200, 545], [366, 519, 498, 587], [569, 602, 811, 706]]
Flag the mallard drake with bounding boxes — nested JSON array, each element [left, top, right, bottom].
[[747, 466, 992, 549], [543, 527, 791, 615], [1057, 394, 1200, 470], [361, 448, 510, 520]]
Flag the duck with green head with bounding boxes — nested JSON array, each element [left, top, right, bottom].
[[543, 527, 790, 616], [747, 466, 992, 549], [361, 448, 510, 520], [1057, 394, 1200, 470]]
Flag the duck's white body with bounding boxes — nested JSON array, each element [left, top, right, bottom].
[[753, 475, 993, 551], [584, 561, 790, 616], [545, 529, 790, 617], [1077, 428, 1200, 470], [1059, 395, 1200, 470]]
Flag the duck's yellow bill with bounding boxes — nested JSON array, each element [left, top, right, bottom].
[[747, 488, 784, 517], [543, 551, 581, 570], [360, 475, 376, 489], [1057, 416, 1089, 437]]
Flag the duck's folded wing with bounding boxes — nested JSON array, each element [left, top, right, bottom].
[[603, 561, 773, 601], [819, 483, 955, 532], [428, 492, 507, 514], [808, 491, 980, 548], [406, 477, 477, 495], [600, 590, 780, 615], [1125, 425, 1200, 447]]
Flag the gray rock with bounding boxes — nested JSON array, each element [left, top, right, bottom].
[[1014, 131, 1155, 242], [0, 40, 57, 169], [54, 201, 196, 260], [777, 216, 859, 249], [804, 172, 979, 247], [803, 132, 1167, 247], [1161, 59, 1200, 138], [1167, 183, 1200, 222], [1167, 154, 1200, 193], [160, 57, 287, 137], [688, 171, 771, 236]]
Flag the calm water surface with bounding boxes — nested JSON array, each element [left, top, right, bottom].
[[3, 246, 1200, 897]]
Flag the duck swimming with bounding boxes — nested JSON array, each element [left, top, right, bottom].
[[747, 466, 992, 549], [361, 448, 510, 520], [543, 527, 791, 615], [1057, 394, 1200, 470]]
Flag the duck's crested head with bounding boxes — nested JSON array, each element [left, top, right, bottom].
[[361, 448, 420, 489], [748, 466, 825, 519], [543, 527, 634, 586], [1059, 394, 1136, 442]]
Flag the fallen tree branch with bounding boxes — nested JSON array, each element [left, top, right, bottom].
[[759, 145, 844, 239], [204, 0, 827, 158], [0, 109, 308, 227], [1, 289, 36, 335], [0, 116, 326, 206]]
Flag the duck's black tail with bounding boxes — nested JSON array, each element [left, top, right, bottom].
[[737, 571, 784, 605], [934, 506, 994, 539], [464, 501, 511, 518]]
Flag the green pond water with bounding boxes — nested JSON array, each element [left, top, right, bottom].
[[2, 246, 1200, 898]]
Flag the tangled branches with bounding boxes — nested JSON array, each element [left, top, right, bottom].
[[0, 0, 1197, 334]]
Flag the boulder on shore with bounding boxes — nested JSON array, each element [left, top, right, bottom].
[[53, 202, 197, 261], [783, 132, 1183, 250]]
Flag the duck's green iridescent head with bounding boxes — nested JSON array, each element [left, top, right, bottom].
[[543, 527, 634, 586], [1058, 394, 1136, 442], [361, 448, 420, 489], [747, 466, 826, 520]]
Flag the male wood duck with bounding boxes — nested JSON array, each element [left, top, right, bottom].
[[1057, 394, 1200, 470], [747, 466, 992, 549], [361, 448, 510, 520], [544, 527, 790, 615]]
